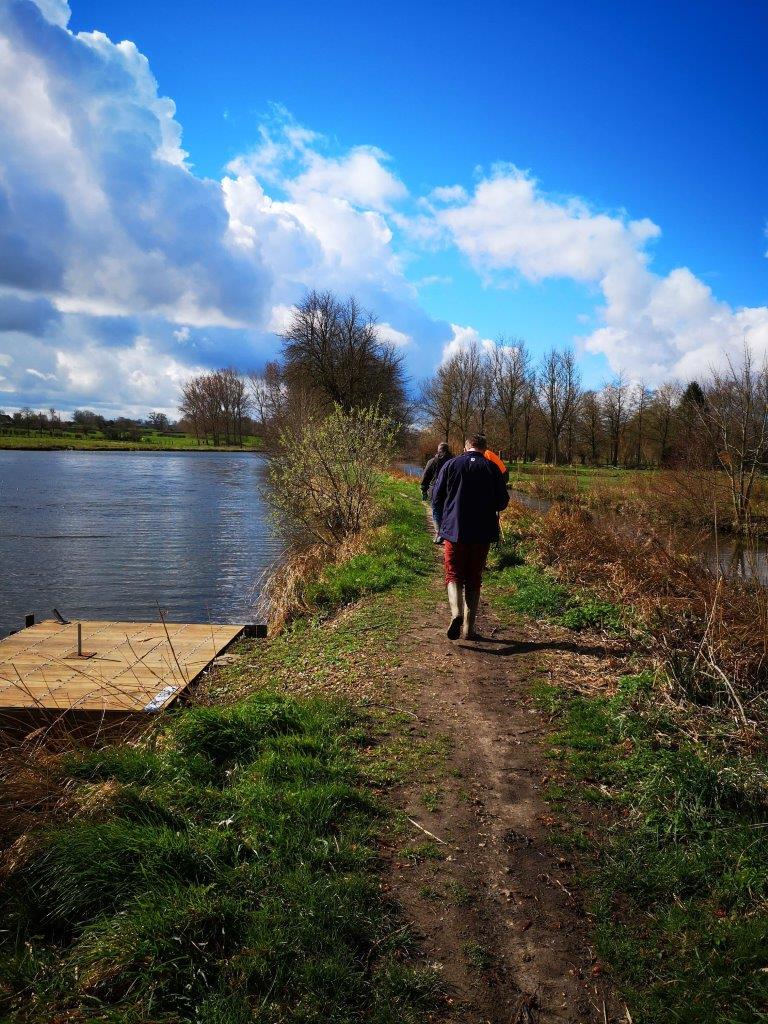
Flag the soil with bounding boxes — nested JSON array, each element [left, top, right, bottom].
[[384, 577, 630, 1024]]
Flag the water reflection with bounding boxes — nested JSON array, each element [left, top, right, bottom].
[[0, 451, 283, 637]]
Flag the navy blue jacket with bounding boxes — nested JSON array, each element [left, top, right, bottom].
[[432, 450, 510, 544]]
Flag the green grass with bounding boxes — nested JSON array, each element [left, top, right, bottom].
[[536, 675, 768, 1024], [0, 692, 443, 1023], [0, 430, 262, 451], [486, 540, 625, 633], [304, 477, 434, 610]]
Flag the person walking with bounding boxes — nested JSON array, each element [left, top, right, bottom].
[[484, 447, 510, 484], [431, 434, 509, 640], [420, 442, 453, 543]]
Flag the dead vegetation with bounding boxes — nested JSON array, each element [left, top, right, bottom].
[[510, 500, 768, 736]]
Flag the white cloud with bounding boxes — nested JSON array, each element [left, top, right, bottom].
[[54, 336, 204, 417], [436, 165, 660, 284], [0, 0, 270, 332], [428, 184, 468, 204], [291, 147, 407, 211], [29, 0, 69, 26], [378, 323, 411, 346], [0, 7, 447, 411], [434, 165, 768, 382], [441, 324, 494, 362], [266, 304, 296, 334]]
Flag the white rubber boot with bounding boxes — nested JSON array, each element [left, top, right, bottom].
[[446, 582, 464, 640], [462, 589, 481, 640]]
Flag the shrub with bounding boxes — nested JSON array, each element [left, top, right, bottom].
[[266, 404, 398, 548]]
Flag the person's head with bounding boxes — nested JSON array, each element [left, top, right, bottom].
[[437, 442, 451, 457], [465, 433, 487, 452]]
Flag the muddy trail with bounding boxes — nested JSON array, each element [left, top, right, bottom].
[[384, 578, 630, 1024]]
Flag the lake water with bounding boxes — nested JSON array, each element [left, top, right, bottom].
[[0, 451, 283, 638]]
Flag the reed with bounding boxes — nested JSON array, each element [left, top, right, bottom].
[[513, 500, 768, 732]]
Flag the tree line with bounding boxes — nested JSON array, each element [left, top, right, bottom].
[[418, 338, 767, 473], [0, 407, 177, 441]]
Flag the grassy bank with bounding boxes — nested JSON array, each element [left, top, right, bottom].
[[536, 678, 768, 1024], [0, 432, 262, 451], [486, 502, 768, 1023], [0, 478, 442, 1024]]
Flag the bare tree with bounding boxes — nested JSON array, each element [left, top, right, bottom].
[[444, 341, 483, 444], [632, 382, 650, 468], [473, 347, 495, 435], [579, 390, 603, 465], [179, 368, 252, 446], [697, 347, 768, 530], [601, 372, 632, 467], [281, 290, 408, 420], [490, 338, 531, 458], [521, 372, 537, 462], [649, 381, 680, 466], [419, 365, 458, 443], [537, 349, 581, 465]]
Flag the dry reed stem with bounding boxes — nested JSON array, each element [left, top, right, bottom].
[[508, 500, 768, 737]]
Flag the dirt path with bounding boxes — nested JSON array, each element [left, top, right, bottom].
[[385, 578, 629, 1024]]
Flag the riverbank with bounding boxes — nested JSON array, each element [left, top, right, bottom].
[[0, 435, 262, 451], [2, 480, 764, 1022]]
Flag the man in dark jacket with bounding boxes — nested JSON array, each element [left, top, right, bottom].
[[432, 433, 509, 640], [420, 442, 453, 543]]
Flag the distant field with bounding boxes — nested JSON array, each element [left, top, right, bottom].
[[0, 431, 263, 452]]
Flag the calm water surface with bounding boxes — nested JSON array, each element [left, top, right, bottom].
[[0, 451, 283, 638]]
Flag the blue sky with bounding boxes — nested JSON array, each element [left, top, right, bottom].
[[0, 0, 766, 414]]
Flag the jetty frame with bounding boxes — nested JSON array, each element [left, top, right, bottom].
[[0, 618, 265, 716]]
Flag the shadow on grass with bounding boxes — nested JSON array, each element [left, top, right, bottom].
[[465, 638, 620, 658]]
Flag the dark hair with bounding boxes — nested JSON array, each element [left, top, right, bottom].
[[437, 442, 451, 455], [468, 433, 487, 451]]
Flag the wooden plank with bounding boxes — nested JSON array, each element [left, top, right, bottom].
[[0, 620, 246, 713]]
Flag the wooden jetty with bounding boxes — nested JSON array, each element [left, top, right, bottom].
[[0, 619, 254, 714]]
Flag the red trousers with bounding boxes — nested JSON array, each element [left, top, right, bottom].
[[443, 541, 490, 590]]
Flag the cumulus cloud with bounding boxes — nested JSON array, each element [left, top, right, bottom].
[[441, 324, 494, 362], [290, 147, 407, 210], [3, 0, 765, 413], [433, 165, 768, 381], [434, 166, 660, 284], [378, 323, 411, 347], [222, 116, 450, 372], [0, 0, 270, 329], [0, 4, 448, 411]]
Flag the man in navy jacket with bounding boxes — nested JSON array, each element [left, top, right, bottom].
[[432, 434, 510, 640]]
